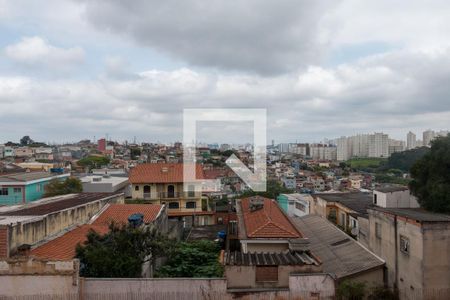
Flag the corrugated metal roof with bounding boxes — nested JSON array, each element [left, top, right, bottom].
[[291, 215, 384, 279], [224, 250, 319, 266], [371, 207, 450, 222]]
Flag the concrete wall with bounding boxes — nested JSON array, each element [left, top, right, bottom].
[[374, 190, 419, 208], [243, 241, 289, 253], [0, 258, 79, 297], [289, 274, 335, 300], [6, 194, 124, 256], [225, 265, 322, 289]]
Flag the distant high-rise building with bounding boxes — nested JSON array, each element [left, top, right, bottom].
[[389, 139, 405, 156], [423, 130, 435, 147], [337, 136, 351, 161], [407, 131, 416, 150], [368, 133, 389, 158]]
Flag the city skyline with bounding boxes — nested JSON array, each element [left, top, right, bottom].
[[1, 1, 450, 142]]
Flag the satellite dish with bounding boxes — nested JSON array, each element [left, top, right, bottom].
[[351, 227, 359, 236]]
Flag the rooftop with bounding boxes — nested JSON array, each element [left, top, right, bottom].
[[187, 224, 227, 241], [313, 192, 373, 217], [91, 204, 163, 226], [0, 193, 119, 216], [291, 215, 384, 279], [374, 185, 409, 193], [0, 171, 67, 183], [30, 225, 109, 260], [239, 196, 301, 239], [223, 250, 319, 266], [129, 163, 205, 184], [370, 207, 450, 222]]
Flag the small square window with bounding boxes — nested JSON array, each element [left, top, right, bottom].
[[0, 188, 8, 196], [135, 186, 139, 191], [13, 187, 22, 193], [400, 235, 410, 255]]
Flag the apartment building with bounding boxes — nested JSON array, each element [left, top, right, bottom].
[[367, 207, 450, 299], [407, 131, 416, 150], [368, 133, 389, 158]]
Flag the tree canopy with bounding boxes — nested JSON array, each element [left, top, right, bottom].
[[409, 135, 450, 213], [77, 156, 110, 170], [383, 147, 429, 172], [44, 177, 83, 197], [155, 240, 223, 278], [239, 180, 294, 199], [76, 224, 172, 278]]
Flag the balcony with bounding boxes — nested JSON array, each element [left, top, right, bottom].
[[141, 192, 200, 200]]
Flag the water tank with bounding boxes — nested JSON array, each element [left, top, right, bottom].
[[128, 213, 144, 227]]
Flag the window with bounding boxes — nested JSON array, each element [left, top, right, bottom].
[[256, 266, 278, 282], [375, 222, 382, 239], [400, 235, 410, 255], [167, 185, 175, 198], [13, 187, 22, 193], [186, 201, 196, 209], [36, 184, 41, 192], [0, 188, 8, 196], [187, 184, 195, 197], [168, 202, 179, 209], [373, 194, 377, 205], [135, 185, 139, 191], [295, 202, 306, 212]]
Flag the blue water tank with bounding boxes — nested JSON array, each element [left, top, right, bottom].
[[217, 230, 226, 239], [128, 213, 144, 227]]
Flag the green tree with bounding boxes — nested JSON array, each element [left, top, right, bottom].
[[383, 147, 429, 172], [239, 180, 294, 199], [155, 240, 223, 278], [337, 280, 366, 300], [20, 135, 34, 146], [368, 286, 399, 300], [77, 156, 110, 170], [44, 177, 83, 197], [76, 224, 172, 278], [409, 135, 450, 213]]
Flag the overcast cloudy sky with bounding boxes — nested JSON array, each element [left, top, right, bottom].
[[1, 0, 450, 144]]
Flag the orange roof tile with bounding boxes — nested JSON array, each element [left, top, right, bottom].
[[31, 225, 109, 260], [240, 196, 301, 239], [129, 163, 205, 184], [92, 204, 163, 226]]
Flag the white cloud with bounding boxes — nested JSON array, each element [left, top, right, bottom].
[[4, 36, 85, 71], [1, 47, 450, 143]]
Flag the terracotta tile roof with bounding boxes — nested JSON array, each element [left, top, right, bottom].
[[31, 204, 164, 260], [240, 196, 301, 239], [92, 204, 163, 226], [31, 225, 109, 260], [129, 163, 205, 184]]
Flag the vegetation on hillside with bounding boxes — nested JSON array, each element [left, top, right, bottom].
[[239, 180, 294, 199], [382, 147, 429, 172], [409, 135, 450, 213], [77, 156, 110, 170], [44, 177, 83, 197]]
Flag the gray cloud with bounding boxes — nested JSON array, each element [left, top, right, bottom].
[[80, 0, 337, 75]]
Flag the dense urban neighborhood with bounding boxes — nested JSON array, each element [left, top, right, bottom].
[[0, 131, 449, 299]]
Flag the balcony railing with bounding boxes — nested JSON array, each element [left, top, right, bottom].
[[141, 192, 200, 200]]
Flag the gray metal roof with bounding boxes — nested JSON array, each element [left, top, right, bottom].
[[291, 215, 384, 279], [224, 250, 319, 266], [374, 185, 409, 193], [313, 192, 373, 217], [370, 207, 450, 222], [0, 171, 64, 183]]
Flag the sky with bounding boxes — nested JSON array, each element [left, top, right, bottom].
[[1, 0, 450, 144]]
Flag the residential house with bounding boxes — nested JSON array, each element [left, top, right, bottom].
[[81, 175, 129, 193], [129, 163, 213, 225], [366, 207, 450, 299], [30, 203, 167, 277], [0, 171, 70, 205], [277, 193, 311, 217], [0, 192, 124, 258], [373, 186, 420, 208], [235, 196, 303, 253], [311, 192, 373, 233], [14, 147, 34, 158]]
